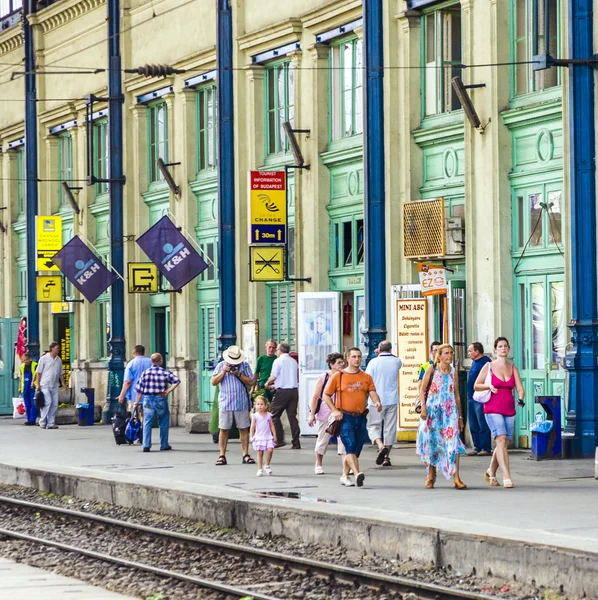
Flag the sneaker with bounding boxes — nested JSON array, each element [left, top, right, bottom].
[[264, 465, 273, 476], [356, 472, 365, 487], [47, 425, 59, 429], [256, 469, 265, 477], [143, 448, 150, 453], [314, 466, 324, 475], [39, 424, 47, 429], [340, 476, 354, 487]]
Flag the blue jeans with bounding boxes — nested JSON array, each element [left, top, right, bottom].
[[468, 399, 492, 453], [339, 413, 369, 457], [23, 387, 37, 423], [142, 395, 170, 450]]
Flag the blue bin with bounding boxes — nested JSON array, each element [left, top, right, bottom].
[[531, 396, 561, 460], [78, 387, 95, 426]]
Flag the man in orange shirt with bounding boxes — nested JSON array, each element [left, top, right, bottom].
[[323, 347, 382, 487]]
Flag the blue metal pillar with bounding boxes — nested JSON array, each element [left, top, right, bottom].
[[216, 0, 236, 352], [362, 0, 387, 361], [103, 0, 126, 422], [23, 0, 40, 361], [563, 0, 598, 457]]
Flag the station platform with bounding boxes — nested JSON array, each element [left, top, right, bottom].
[[0, 418, 596, 597], [0, 557, 131, 599]]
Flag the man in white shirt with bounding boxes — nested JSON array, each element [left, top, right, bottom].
[[35, 342, 64, 430], [266, 341, 300, 449], [365, 340, 402, 467]]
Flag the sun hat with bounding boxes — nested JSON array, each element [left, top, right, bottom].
[[222, 345, 246, 365]]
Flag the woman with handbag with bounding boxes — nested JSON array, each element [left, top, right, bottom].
[[417, 344, 467, 489], [474, 337, 525, 488], [307, 352, 345, 475]]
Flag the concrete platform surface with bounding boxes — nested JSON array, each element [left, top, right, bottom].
[[0, 557, 132, 599], [0, 418, 596, 597]]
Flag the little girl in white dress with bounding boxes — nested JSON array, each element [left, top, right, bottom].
[[250, 395, 277, 476]]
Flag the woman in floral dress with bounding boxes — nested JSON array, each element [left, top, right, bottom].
[[417, 344, 467, 489]]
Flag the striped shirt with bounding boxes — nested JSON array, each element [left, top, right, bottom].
[[135, 365, 180, 396], [213, 360, 253, 411]]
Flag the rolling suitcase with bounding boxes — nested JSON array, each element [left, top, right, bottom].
[[112, 411, 130, 445]]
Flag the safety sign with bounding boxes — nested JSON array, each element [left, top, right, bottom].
[[250, 246, 285, 282], [36, 216, 62, 271], [128, 262, 159, 293], [36, 275, 63, 303], [249, 171, 286, 244]]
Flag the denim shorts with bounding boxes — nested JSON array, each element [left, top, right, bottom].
[[485, 413, 515, 440], [339, 413, 369, 456]]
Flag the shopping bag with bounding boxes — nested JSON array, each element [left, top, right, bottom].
[[12, 397, 26, 419]]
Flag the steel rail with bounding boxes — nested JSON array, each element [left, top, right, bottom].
[[0, 494, 496, 600]]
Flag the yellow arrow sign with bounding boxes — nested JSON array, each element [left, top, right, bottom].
[[36, 275, 63, 303], [250, 246, 285, 282], [128, 262, 159, 293], [36, 216, 62, 271]]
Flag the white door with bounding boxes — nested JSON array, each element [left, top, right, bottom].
[[297, 292, 341, 435]]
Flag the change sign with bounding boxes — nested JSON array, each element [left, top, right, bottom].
[[52, 236, 117, 303], [249, 171, 286, 244], [37, 216, 62, 271], [136, 216, 208, 290]]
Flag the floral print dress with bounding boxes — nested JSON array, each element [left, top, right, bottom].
[[416, 366, 466, 480]]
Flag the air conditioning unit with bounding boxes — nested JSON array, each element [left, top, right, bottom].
[[403, 199, 464, 258]]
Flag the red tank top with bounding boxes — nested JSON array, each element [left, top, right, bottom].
[[484, 369, 516, 416]]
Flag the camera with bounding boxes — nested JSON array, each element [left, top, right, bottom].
[[228, 364, 239, 372]]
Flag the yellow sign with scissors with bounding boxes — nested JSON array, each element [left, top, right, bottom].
[[250, 246, 285, 282]]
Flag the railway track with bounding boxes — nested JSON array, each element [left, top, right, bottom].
[[0, 495, 499, 600]]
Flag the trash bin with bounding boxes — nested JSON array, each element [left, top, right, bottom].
[[531, 396, 561, 460], [78, 387, 95, 426]]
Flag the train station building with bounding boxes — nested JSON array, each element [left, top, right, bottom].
[[0, 0, 593, 452]]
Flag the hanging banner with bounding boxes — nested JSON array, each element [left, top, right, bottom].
[[36, 215, 62, 271], [418, 263, 448, 297], [136, 216, 208, 290], [249, 171, 287, 244], [52, 236, 117, 303], [396, 298, 428, 429]]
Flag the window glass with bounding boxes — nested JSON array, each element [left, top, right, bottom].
[[529, 193, 543, 247], [197, 85, 217, 172], [58, 133, 73, 206], [265, 62, 294, 155], [547, 190, 562, 245], [550, 281, 565, 369], [148, 102, 168, 183], [531, 282, 545, 370], [16, 147, 25, 215], [332, 216, 365, 270], [93, 121, 108, 196]]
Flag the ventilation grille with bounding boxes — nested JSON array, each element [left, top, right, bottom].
[[403, 198, 445, 259]]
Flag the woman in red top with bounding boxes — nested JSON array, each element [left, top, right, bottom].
[[474, 337, 525, 488]]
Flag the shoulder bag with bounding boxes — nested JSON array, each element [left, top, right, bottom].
[[415, 364, 435, 415], [315, 372, 330, 415], [325, 372, 343, 437], [473, 364, 493, 404]]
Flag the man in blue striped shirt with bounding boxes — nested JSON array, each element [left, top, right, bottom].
[[134, 353, 180, 452], [211, 345, 255, 466]]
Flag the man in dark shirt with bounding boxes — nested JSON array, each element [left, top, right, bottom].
[[467, 342, 492, 456]]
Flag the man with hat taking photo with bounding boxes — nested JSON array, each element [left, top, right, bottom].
[[211, 345, 256, 466]]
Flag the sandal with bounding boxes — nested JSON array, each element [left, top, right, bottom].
[[375, 447, 389, 465], [242, 454, 256, 465], [453, 480, 467, 490], [215, 455, 227, 466], [425, 476, 435, 489], [484, 470, 499, 487], [382, 457, 392, 467], [503, 479, 515, 488]]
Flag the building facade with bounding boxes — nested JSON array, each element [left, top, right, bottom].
[[0, 0, 576, 446]]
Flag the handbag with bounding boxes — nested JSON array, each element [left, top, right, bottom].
[[34, 390, 45, 410], [415, 364, 435, 415], [473, 365, 493, 404], [315, 373, 330, 415], [325, 373, 343, 436]]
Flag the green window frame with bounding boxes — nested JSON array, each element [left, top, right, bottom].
[[513, 183, 563, 251], [93, 120, 109, 196], [198, 235, 218, 283], [196, 84, 217, 173], [421, 2, 462, 118], [329, 37, 363, 141], [512, 0, 560, 97], [148, 101, 168, 184], [15, 146, 25, 216], [264, 60, 294, 156], [267, 282, 296, 348], [330, 215, 364, 271], [58, 133, 74, 207], [96, 298, 111, 359]]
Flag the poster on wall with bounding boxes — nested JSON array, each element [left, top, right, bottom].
[[396, 298, 428, 429], [241, 320, 259, 371]]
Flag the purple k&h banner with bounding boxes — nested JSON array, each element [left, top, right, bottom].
[[52, 236, 117, 303], [136, 216, 208, 290]]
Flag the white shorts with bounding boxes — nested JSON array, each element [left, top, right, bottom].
[[366, 403, 398, 447], [219, 408, 251, 430], [314, 420, 346, 456]]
